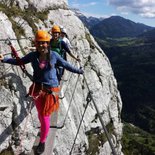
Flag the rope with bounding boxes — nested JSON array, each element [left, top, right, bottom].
[[1, 37, 117, 154], [16, 98, 34, 154], [0, 61, 5, 77], [81, 72, 117, 155], [12, 69, 34, 154], [4, 38, 33, 80], [3, 60, 35, 154], [76, 44, 117, 155], [27, 100, 36, 128], [69, 91, 92, 155], [60, 74, 80, 128], [60, 59, 79, 99], [0, 37, 33, 42], [59, 68, 74, 99]]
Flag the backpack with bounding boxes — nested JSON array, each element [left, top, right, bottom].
[[50, 39, 66, 81], [50, 39, 63, 57]]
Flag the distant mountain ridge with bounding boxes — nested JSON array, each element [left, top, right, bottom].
[[78, 15, 103, 29], [77, 14, 154, 39], [75, 11, 104, 29]]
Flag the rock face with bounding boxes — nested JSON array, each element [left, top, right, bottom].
[[0, 0, 123, 155], [0, 0, 68, 11]]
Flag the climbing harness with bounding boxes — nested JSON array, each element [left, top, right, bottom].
[[27, 82, 59, 103]]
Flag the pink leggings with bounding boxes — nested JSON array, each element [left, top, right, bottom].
[[35, 98, 50, 143]]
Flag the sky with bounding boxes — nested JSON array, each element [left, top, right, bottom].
[[68, 0, 155, 27]]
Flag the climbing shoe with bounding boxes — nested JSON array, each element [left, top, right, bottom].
[[36, 142, 45, 154]]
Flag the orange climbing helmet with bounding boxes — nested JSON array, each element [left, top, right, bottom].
[[51, 25, 61, 33], [35, 30, 51, 42]]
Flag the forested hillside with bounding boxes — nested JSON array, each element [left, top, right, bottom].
[[97, 33, 155, 155]]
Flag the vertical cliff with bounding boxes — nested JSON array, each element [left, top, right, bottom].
[[0, 0, 123, 154]]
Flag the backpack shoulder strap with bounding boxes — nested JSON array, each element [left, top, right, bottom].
[[58, 39, 62, 51]]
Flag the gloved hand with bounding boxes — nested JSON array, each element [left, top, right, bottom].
[[78, 68, 84, 74]]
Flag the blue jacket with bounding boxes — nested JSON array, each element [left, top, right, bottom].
[[2, 51, 83, 87]]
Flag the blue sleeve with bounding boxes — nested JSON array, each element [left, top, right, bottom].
[[54, 52, 81, 74], [61, 41, 71, 54], [20, 52, 34, 64], [2, 52, 33, 65], [2, 57, 18, 65]]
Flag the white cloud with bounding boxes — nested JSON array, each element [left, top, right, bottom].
[[109, 0, 155, 18], [70, 2, 97, 9]]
